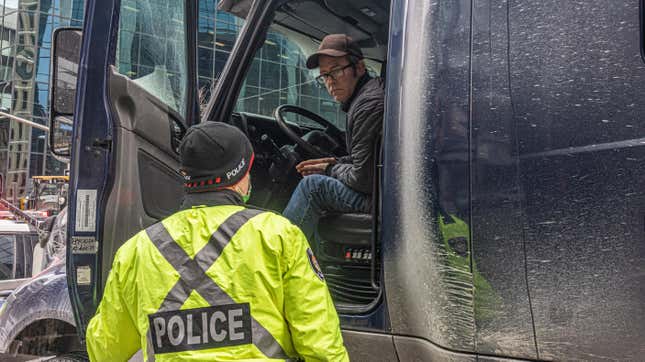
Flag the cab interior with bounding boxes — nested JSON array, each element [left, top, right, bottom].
[[222, 0, 391, 312]]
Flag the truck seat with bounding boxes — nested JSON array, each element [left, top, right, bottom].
[[317, 212, 378, 306], [314, 138, 382, 307]]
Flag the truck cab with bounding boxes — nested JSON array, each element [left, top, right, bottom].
[[48, 0, 645, 360]]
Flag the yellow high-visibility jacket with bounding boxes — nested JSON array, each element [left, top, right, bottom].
[[86, 202, 348, 361]]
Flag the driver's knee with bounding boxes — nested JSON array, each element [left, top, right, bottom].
[[287, 174, 335, 211], [283, 175, 331, 230], [298, 174, 330, 195], [284, 174, 328, 211]]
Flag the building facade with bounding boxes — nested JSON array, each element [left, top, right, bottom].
[[0, 0, 83, 201]]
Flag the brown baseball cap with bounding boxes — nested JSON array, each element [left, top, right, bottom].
[[306, 34, 364, 69]]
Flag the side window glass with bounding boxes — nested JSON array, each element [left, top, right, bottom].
[[237, 26, 345, 130], [0, 235, 15, 280], [196, 5, 245, 107], [13, 234, 25, 279], [115, 0, 188, 118], [194, 4, 348, 130]]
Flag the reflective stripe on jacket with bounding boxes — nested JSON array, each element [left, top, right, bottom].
[[86, 205, 348, 361]]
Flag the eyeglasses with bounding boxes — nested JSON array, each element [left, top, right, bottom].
[[315, 63, 354, 85]]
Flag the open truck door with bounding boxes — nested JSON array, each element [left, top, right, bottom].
[[53, 1, 198, 338], [57, 0, 293, 345]]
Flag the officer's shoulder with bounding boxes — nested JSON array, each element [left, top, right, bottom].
[[245, 205, 293, 227], [106, 228, 148, 269], [126, 221, 169, 250]]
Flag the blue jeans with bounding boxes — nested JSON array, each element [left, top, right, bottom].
[[283, 174, 371, 242]]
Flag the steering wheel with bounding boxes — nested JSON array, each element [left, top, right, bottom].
[[274, 105, 345, 159]]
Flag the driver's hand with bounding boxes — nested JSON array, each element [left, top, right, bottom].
[[296, 157, 336, 176]]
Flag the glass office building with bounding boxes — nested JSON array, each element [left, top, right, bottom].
[[0, 0, 83, 201]]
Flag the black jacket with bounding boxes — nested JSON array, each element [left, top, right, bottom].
[[327, 75, 384, 194]]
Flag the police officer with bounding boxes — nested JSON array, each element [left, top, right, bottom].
[[86, 122, 349, 361]]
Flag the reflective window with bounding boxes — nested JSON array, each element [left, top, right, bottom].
[[0, 232, 34, 280], [115, 0, 188, 118], [195, 7, 385, 131], [0, 234, 15, 280], [236, 24, 345, 130], [196, 10, 244, 107]]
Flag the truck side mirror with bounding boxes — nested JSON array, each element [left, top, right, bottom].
[[49, 28, 82, 161]]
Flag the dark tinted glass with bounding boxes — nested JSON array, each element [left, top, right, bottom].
[[0, 235, 15, 280], [53, 29, 81, 115]]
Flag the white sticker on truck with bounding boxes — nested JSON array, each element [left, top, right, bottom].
[[76, 265, 92, 285], [75, 189, 97, 232], [71, 237, 99, 254]]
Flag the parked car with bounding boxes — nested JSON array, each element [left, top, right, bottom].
[[0, 209, 79, 357], [0, 220, 40, 294]]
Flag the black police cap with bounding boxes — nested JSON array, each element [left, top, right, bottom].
[[179, 122, 253, 192]]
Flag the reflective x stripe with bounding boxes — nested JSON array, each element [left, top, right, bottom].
[[145, 208, 289, 359]]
